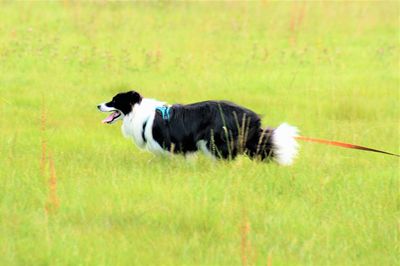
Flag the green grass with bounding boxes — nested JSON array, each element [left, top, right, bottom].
[[1, 1, 399, 265]]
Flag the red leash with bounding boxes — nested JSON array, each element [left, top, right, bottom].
[[295, 136, 400, 157]]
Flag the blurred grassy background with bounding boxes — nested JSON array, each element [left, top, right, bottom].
[[0, 1, 399, 265]]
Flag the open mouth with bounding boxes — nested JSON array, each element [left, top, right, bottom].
[[102, 111, 121, 124]]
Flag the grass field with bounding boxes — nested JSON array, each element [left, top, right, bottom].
[[1, 1, 399, 265]]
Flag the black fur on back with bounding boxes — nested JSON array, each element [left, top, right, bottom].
[[152, 100, 274, 160]]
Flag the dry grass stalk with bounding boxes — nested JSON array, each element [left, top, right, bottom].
[[256, 128, 267, 157], [297, 2, 306, 28], [45, 153, 60, 213], [40, 96, 47, 177], [233, 111, 244, 153], [267, 251, 272, 266], [210, 129, 218, 157], [241, 213, 252, 266], [289, 2, 306, 46], [62, 0, 69, 8]]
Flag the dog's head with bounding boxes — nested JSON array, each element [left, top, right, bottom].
[[97, 91, 142, 124]]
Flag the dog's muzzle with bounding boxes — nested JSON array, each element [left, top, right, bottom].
[[98, 103, 123, 124]]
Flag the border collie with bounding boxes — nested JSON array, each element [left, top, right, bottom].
[[97, 91, 299, 165]]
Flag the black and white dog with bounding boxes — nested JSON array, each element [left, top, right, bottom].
[[98, 91, 299, 165]]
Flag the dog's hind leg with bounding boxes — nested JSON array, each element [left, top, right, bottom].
[[245, 128, 274, 161], [196, 140, 216, 159], [208, 135, 238, 160]]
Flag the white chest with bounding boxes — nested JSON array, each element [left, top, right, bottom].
[[120, 98, 168, 155]]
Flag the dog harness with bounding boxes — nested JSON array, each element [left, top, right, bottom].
[[155, 106, 171, 120], [142, 106, 171, 144]]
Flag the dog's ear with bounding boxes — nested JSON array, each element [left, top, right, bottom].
[[127, 91, 142, 104]]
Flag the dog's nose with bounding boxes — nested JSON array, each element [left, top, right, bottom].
[[97, 105, 101, 110]]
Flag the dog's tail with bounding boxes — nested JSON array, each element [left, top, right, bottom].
[[270, 123, 299, 165], [249, 123, 299, 165]]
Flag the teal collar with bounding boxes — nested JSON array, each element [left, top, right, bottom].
[[155, 106, 171, 120]]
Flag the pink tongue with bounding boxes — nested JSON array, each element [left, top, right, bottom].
[[102, 112, 117, 123]]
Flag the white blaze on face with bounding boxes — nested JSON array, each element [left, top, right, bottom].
[[98, 103, 123, 124]]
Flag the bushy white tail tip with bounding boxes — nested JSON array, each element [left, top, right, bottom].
[[272, 123, 299, 166]]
